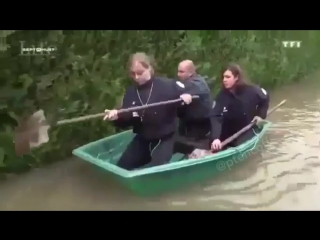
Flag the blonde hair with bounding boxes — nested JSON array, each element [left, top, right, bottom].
[[128, 52, 155, 75]]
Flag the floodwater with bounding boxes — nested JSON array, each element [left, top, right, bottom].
[[1, 80, 320, 210]]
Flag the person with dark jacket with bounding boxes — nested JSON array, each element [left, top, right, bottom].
[[176, 60, 213, 140], [210, 63, 270, 151], [103, 53, 201, 170]]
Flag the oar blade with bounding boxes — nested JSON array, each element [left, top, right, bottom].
[[14, 109, 51, 156]]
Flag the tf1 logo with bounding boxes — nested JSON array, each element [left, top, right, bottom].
[[282, 41, 301, 48]]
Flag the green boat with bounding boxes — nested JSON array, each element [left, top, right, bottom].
[[72, 121, 272, 196]]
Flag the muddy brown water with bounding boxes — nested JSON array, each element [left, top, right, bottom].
[[1, 80, 320, 210]]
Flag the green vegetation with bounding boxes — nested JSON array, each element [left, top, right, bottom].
[[0, 30, 319, 173]]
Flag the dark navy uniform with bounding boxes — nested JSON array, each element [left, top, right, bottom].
[[178, 75, 213, 140], [210, 84, 269, 147], [114, 76, 201, 170]]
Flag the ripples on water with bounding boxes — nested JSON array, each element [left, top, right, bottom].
[[1, 82, 320, 210], [151, 90, 320, 210]]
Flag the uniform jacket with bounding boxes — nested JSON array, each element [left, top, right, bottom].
[[114, 76, 202, 140], [178, 74, 213, 121], [210, 84, 269, 142]]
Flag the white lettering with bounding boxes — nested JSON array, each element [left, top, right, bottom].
[[19, 41, 57, 56], [282, 41, 289, 48], [282, 41, 301, 48]]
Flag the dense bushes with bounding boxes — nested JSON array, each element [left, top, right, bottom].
[[0, 30, 319, 173]]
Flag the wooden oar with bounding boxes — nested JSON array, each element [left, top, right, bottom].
[[220, 99, 287, 148], [177, 100, 287, 151], [56, 96, 199, 124], [187, 100, 287, 159], [14, 96, 199, 156]]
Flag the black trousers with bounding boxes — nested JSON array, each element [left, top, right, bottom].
[[117, 134, 175, 170], [178, 118, 211, 140]]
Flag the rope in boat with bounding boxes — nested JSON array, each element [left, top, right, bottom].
[[96, 140, 128, 161], [233, 128, 261, 156]]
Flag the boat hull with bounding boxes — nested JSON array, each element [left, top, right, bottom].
[[73, 122, 272, 196]]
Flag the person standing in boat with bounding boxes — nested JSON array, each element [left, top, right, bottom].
[[103, 52, 201, 170], [210, 63, 270, 150], [176, 60, 213, 141]]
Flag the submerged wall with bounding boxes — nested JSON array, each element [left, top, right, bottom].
[[0, 30, 319, 173]]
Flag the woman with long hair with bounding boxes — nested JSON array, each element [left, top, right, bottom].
[[210, 63, 270, 150]]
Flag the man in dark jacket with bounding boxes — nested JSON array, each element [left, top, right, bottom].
[[177, 60, 213, 141]]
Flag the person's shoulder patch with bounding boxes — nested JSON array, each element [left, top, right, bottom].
[[261, 88, 267, 95], [253, 85, 267, 98], [176, 81, 185, 88], [212, 101, 216, 109]]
